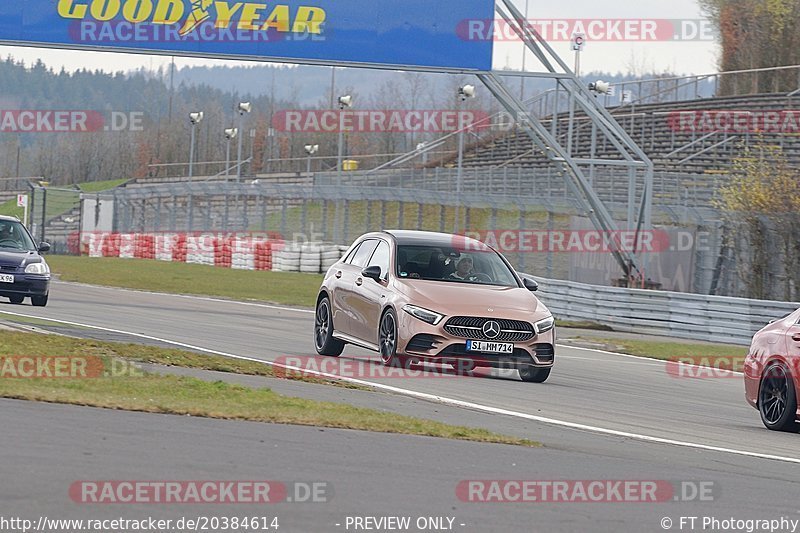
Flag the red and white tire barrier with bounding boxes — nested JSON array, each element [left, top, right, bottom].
[[80, 232, 343, 274]]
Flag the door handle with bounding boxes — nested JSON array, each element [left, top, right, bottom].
[[355, 277, 363, 286], [335, 271, 342, 279], [792, 333, 800, 342]]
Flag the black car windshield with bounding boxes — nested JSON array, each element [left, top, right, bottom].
[[0, 220, 36, 251], [396, 245, 519, 287]]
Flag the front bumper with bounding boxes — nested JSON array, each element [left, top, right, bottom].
[[743, 354, 761, 409], [0, 274, 50, 297], [397, 310, 556, 368]]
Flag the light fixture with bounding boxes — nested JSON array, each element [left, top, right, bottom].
[[304, 144, 319, 155], [224, 128, 238, 140], [238, 102, 252, 114], [338, 95, 353, 109], [189, 111, 204, 124], [588, 80, 611, 94], [458, 85, 476, 101]]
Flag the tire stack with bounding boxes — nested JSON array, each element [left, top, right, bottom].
[[273, 243, 302, 272], [321, 245, 344, 273], [118, 234, 136, 259], [231, 238, 255, 270], [254, 241, 273, 271], [300, 243, 322, 274]]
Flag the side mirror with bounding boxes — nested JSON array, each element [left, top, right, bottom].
[[362, 265, 383, 282], [38, 242, 50, 253], [523, 277, 539, 292]]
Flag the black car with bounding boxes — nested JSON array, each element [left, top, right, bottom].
[[0, 215, 51, 306]]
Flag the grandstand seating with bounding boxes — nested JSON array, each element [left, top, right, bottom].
[[399, 92, 800, 209]]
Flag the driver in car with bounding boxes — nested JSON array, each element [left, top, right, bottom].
[[0, 223, 23, 249], [0, 224, 14, 243], [448, 256, 477, 281]]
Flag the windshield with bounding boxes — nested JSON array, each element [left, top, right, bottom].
[[396, 245, 519, 287], [0, 220, 36, 251]]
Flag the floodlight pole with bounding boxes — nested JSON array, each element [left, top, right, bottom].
[[237, 114, 245, 180], [189, 123, 196, 179], [337, 128, 344, 175], [225, 136, 232, 181], [237, 103, 252, 180], [454, 120, 465, 234]]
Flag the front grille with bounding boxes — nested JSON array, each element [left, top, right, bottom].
[[0, 264, 17, 273], [444, 316, 535, 342]]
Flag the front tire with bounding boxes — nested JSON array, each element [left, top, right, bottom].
[[8, 295, 24, 304], [379, 309, 407, 368], [314, 296, 344, 357], [519, 366, 551, 383], [31, 295, 47, 307], [759, 361, 799, 432]]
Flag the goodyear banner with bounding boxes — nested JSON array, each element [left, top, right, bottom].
[[0, 1, 495, 71]]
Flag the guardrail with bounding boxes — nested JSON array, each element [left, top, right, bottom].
[[532, 276, 799, 346]]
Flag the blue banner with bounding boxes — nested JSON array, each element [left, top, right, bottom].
[[0, 1, 495, 71]]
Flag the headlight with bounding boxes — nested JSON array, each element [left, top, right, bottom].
[[534, 316, 555, 334], [403, 305, 444, 325], [25, 262, 50, 275]]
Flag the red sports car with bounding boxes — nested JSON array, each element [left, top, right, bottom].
[[744, 308, 800, 431]]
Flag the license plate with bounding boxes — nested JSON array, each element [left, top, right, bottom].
[[0, 274, 13, 283], [466, 340, 514, 354]]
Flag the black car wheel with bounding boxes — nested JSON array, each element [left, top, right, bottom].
[[759, 362, 799, 432], [519, 366, 551, 383], [379, 309, 407, 368], [31, 295, 47, 307], [314, 296, 344, 357], [8, 295, 24, 304]]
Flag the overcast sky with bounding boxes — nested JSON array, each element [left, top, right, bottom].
[[0, 0, 718, 78]]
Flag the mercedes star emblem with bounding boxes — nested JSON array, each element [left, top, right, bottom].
[[482, 320, 501, 339]]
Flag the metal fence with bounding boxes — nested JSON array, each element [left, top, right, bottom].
[[532, 276, 799, 345], [317, 168, 725, 211]]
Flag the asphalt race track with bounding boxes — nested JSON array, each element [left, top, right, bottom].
[[2, 281, 799, 532]]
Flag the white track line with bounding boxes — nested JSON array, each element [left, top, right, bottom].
[[1, 308, 797, 465]]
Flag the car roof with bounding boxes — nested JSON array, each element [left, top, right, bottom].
[[0, 215, 19, 222], [382, 230, 487, 249]]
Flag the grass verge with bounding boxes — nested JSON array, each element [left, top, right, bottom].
[[0, 330, 277, 377], [77, 178, 130, 193], [0, 331, 537, 447], [47, 256, 322, 308], [557, 320, 614, 331], [575, 337, 748, 371]]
